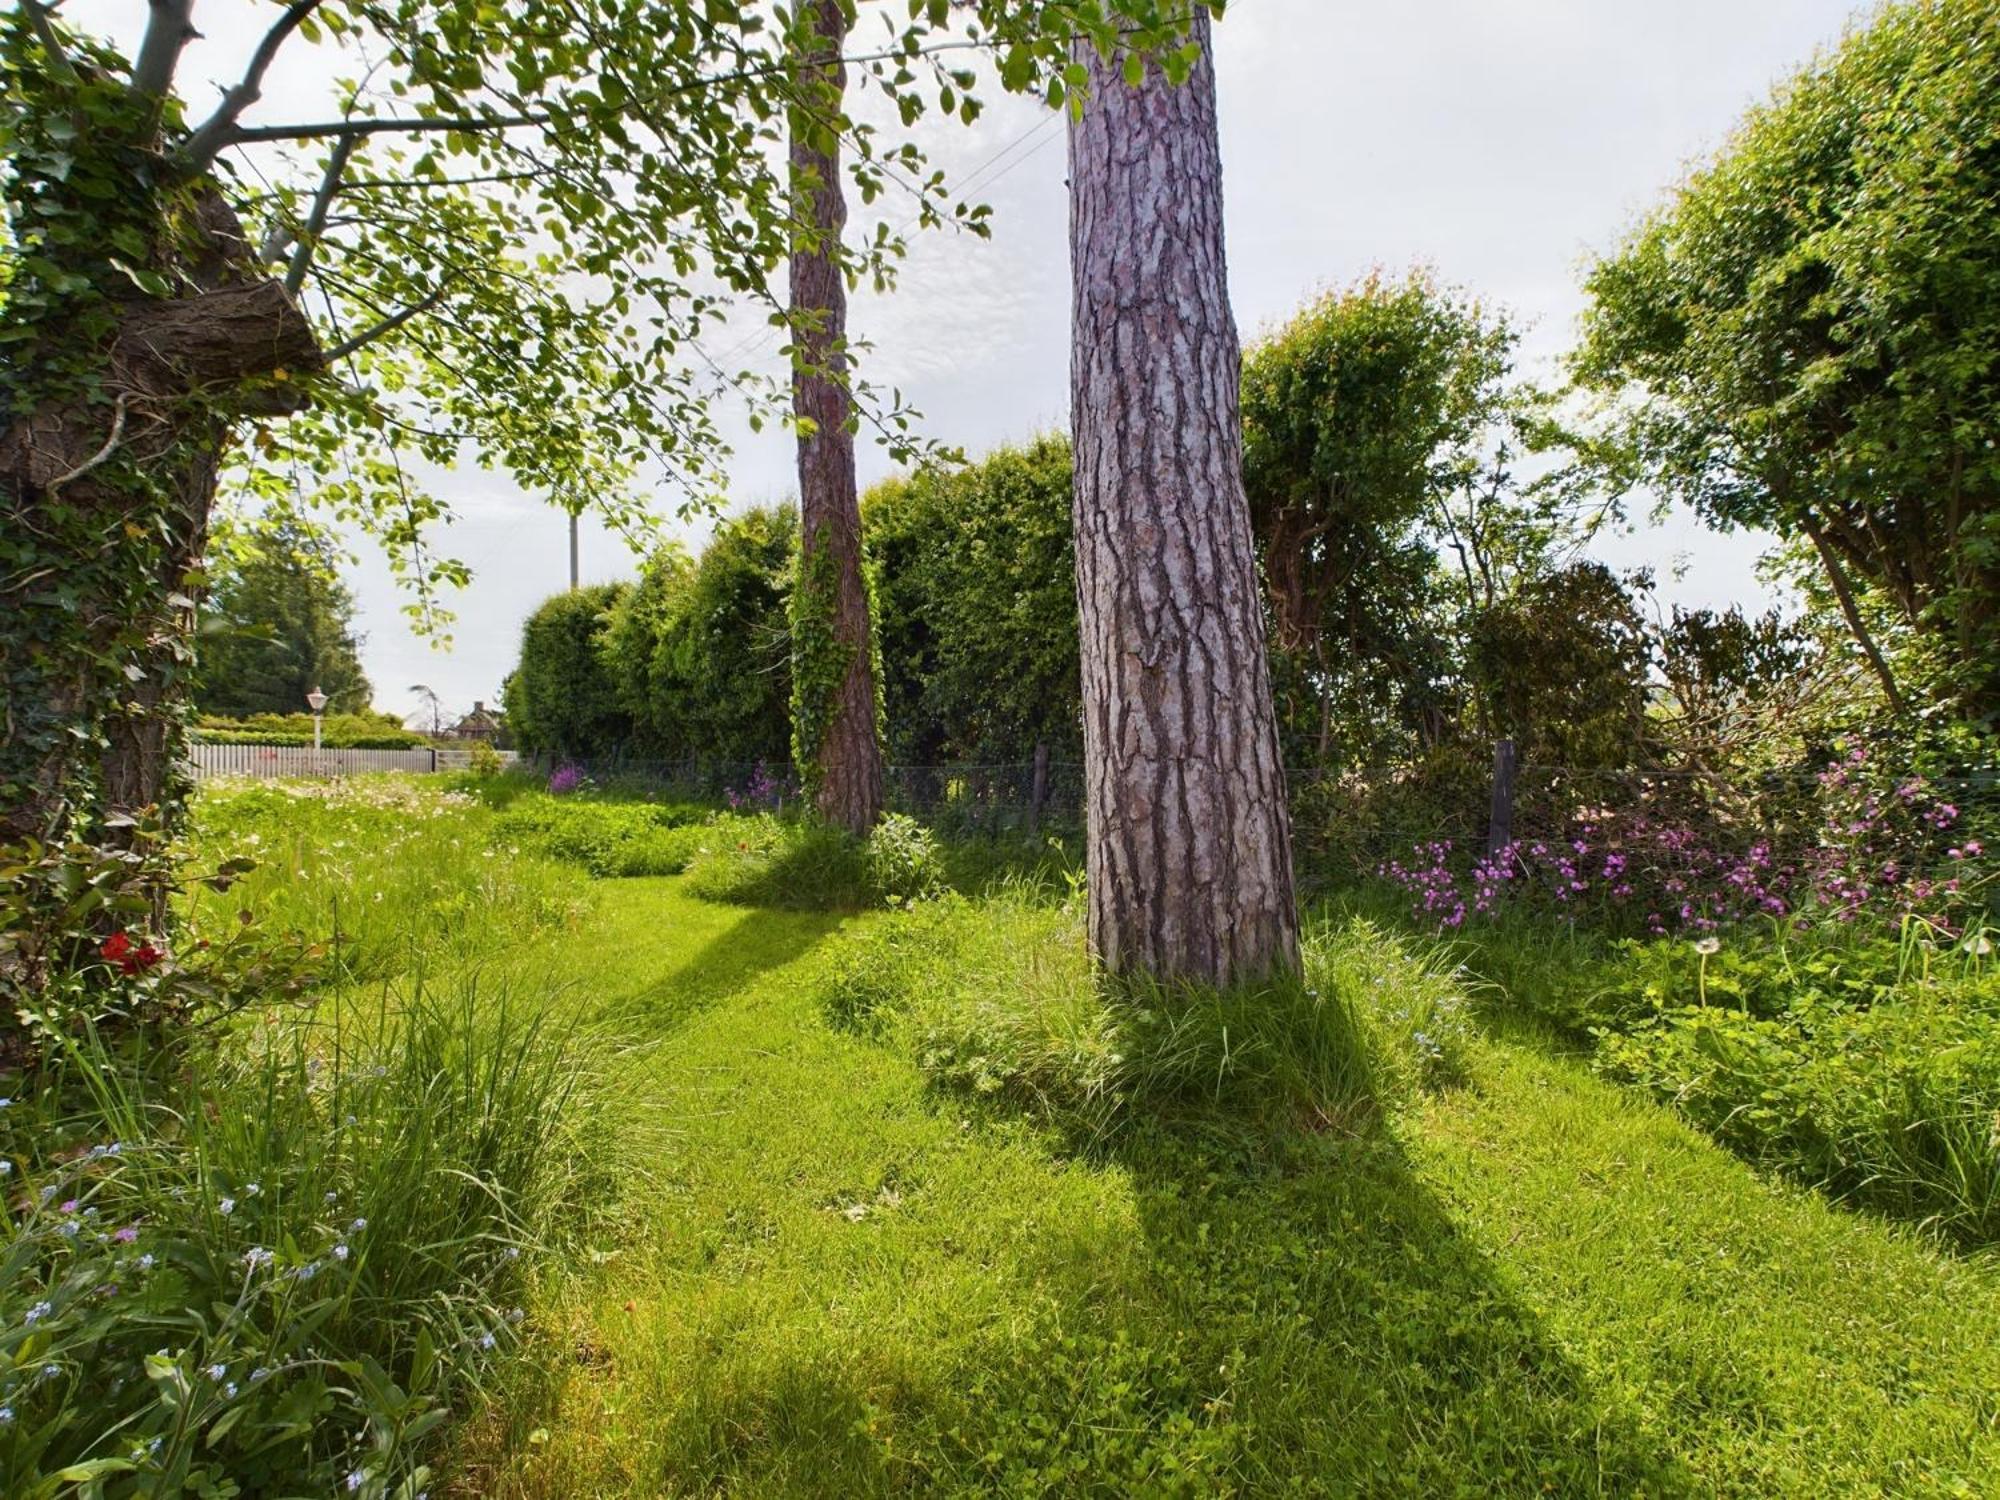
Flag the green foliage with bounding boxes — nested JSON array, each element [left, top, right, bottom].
[[466, 740, 503, 778], [504, 585, 631, 761], [1596, 924, 2000, 1247], [787, 542, 852, 797], [597, 507, 797, 766], [491, 794, 714, 879], [867, 436, 1081, 764], [193, 712, 426, 750], [860, 813, 945, 907], [0, 978, 623, 1497], [1466, 561, 1652, 767], [194, 521, 372, 719], [1577, 0, 2000, 723], [1446, 901, 2000, 1248]]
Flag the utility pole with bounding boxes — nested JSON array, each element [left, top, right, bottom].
[[568, 510, 579, 591]]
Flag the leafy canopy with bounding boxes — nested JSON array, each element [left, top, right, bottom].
[[3, 0, 1219, 632], [1576, 0, 2000, 723]]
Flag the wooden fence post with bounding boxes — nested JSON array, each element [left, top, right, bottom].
[[1487, 738, 1518, 858], [1028, 741, 1051, 834]]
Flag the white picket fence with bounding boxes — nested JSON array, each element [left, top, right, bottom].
[[186, 743, 440, 780], [432, 745, 520, 772]]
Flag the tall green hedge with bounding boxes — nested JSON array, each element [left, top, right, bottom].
[[630, 506, 798, 766], [868, 436, 1080, 765], [505, 584, 632, 760]]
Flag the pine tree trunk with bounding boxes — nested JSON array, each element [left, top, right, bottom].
[[788, 0, 884, 837], [1067, 10, 1301, 985]]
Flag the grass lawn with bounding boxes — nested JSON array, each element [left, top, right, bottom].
[[454, 875, 2000, 1497]]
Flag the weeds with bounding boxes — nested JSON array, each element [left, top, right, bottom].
[[0, 977, 623, 1497]]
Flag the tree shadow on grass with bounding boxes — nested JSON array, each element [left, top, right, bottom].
[[636, 1110, 1694, 1496], [1094, 1122, 1694, 1495], [591, 906, 843, 1035]]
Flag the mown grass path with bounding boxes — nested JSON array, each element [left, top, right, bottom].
[[473, 879, 2000, 1497]]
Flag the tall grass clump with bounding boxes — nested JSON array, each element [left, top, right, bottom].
[[817, 890, 1471, 1144], [185, 778, 585, 982], [490, 794, 714, 878], [684, 813, 943, 911], [0, 977, 624, 1497]]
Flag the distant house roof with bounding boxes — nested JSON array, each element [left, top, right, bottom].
[[449, 700, 505, 740]]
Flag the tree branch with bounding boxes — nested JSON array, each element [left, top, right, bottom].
[[179, 0, 325, 169], [280, 132, 357, 293], [1802, 514, 1908, 718], [23, 1, 78, 84], [218, 109, 550, 150], [322, 277, 457, 361], [132, 0, 195, 103], [198, 38, 990, 154]]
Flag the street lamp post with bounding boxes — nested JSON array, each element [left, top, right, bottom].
[[306, 686, 328, 755]]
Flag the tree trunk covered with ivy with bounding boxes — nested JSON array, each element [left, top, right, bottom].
[[787, 0, 884, 838], [1, 39, 320, 850], [1066, 10, 1300, 985]]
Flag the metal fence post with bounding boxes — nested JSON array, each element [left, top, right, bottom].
[[1028, 741, 1050, 835], [1487, 738, 1518, 858]]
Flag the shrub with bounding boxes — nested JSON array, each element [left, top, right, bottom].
[[863, 814, 944, 906], [505, 586, 632, 761], [490, 795, 711, 879], [0, 978, 622, 1496], [1379, 747, 1994, 938], [1594, 923, 2000, 1247], [814, 893, 1465, 1143], [193, 713, 428, 750], [681, 813, 952, 912], [0, 818, 320, 1066], [467, 741, 503, 778], [681, 817, 870, 911]]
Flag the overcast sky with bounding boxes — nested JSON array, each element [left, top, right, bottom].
[[98, 0, 1877, 724]]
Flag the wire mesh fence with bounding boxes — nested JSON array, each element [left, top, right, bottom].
[[532, 748, 1998, 924]]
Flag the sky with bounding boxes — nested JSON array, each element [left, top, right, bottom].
[[94, 0, 1879, 725]]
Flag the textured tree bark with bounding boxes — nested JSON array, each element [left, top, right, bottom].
[[1, 191, 320, 845], [1067, 10, 1301, 985], [788, 0, 884, 837]]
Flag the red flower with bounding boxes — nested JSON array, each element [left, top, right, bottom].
[[98, 931, 162, 977]]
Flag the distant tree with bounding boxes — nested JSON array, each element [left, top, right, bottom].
[[868, 436, 1080, 766], [1466, 562, 1651, 770], [196, 523, 371, 719], [1576, 0, 2000, 724], [505, 584, 631, 760], [1068, 9, 1299, 984], [407, 684, 445, 738]]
